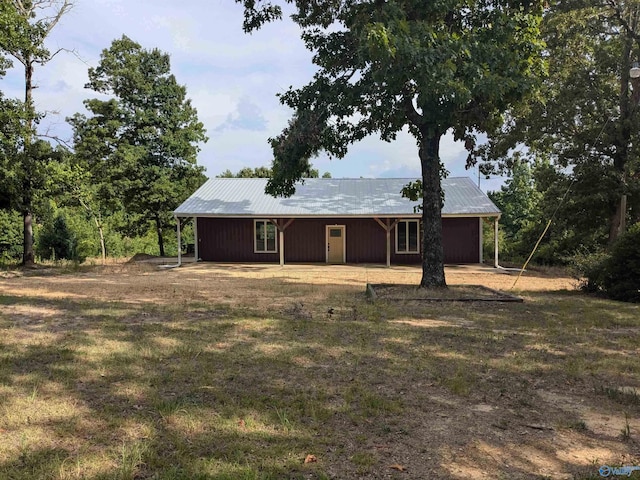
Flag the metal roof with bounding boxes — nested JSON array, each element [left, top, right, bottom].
[[174, 177, 500, 217]]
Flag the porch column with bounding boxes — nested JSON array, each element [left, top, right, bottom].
[[386, 228, 391, 267], [176, 216, 182, 267], [194, 217, 199, 262], [270, 219, 295, 267], [494, 216, 499, 268], [374, 218, 399, 268], [279, 230, 284, 266]]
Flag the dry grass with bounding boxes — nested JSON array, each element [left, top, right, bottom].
[[0, 262, 639, 479]]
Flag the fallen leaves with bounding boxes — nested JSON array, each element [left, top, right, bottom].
[[389, 463, 406, 472], [304, 454, 318, 464]]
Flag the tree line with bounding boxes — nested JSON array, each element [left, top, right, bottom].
[[486, 1, 640, 265], [0, 1, 206, 264]]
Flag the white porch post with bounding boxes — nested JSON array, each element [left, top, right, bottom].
[[493, 217, 499, 268], [386, 229, 391, 268], [271, 219, 294, 267], [193, 217, 199, 262], [176, 216, 182, 267], [385, 218, 392, 267], [279, 230, 284, 266], [374, 218, 396, 268], [479, 218, 483, 264]]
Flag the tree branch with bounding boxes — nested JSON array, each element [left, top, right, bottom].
[[606, 0, 640, 43], [403, 94, 422, 128], [41, 1, 73, 37]]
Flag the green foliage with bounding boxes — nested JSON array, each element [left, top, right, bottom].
[[493, 157, 627, 265], [218, 166, 272, 178], [480, 0, 640, 249], [217, 165, 331, 179], [488, 157, 542, 254], [577, 223, 640, 302], [0, 209, 22, 261], [0, 0, 73, 265], [570, 249, 610, 294], [601, 223, 640, 302], [70, 35, 207, 257], [36, 212, 83, 262]]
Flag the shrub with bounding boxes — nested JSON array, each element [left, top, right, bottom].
[[0, 209, 23, 262], [580, 223, 640, 302], [600, 223, 640, 302], [36, 213, 84, 263], [570, 249, 609, 293]]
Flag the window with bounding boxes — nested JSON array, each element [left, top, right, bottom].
[[396, 220, 419, 254], [254, 220, 277, 253]]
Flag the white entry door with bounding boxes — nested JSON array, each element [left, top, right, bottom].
[[326, 225, 346, 264]]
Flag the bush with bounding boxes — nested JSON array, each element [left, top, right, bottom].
[[0, 210, 23, 262], [36, 213, 84, 263], [570, 249, 609, 293], [600, 223, 640, 302], [580, 223, 640, 302]]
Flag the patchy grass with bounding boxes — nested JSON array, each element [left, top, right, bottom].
[[0, 263, 639, 479], [369, 283, 523, 302]]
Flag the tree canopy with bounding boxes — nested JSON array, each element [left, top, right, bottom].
[[217, 165, 331, 178], [69, 36, 208, 256], [481, 0, 640, 254], [0, 0, 73, 265], [237, 0, 546, 286], [488, 156, 542, 251]]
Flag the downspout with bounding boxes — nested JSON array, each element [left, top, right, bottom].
[[479, 217, 483, 264], [194, 217, 199, 262], [493, 216, 499, 268], [177, 216, 182, 267]]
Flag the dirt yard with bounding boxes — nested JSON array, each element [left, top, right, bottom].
[[0, 262, 575, 308], [0, 261, 638, 480]]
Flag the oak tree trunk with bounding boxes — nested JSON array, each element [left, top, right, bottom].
[[419, 128, 446, 288], [22, 210, 34, 265], [608, 38, 635, 246], [155, 215, 165, 257], [22, 61, 35, 266], [94, 216, 106, 265]]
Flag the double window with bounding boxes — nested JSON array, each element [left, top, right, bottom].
[[254, 220, 277, 253], [396, 220, 419, 254]]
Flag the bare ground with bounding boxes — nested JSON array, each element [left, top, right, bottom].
[[0, 261, 639, 479]]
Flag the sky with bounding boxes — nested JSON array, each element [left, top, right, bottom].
[[2, 0, 505, 192]]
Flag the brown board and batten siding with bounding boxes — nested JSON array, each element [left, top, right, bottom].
[[197, 217, 387, 263], [196, 218, 279, 262], [388, 217, 480, 264], [441, 217, 480, 264], [196, 216, 480, 264]]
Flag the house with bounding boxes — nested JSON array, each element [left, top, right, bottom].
[[173, 177, 501, 266]]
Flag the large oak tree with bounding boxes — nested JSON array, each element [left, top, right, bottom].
[[237, 0, 546, 286]]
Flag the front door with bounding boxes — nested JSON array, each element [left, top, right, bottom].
[[326, 225, 345, 264]]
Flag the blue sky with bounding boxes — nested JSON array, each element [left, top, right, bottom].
[[2, 0, 505, 192]]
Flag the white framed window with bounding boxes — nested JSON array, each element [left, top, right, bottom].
[[396, 220, 420, 254], [254, 220, 277, 253]]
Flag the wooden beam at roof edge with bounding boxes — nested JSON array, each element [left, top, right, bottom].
[[373, 217, 399, 231], [269, 219, 295, 232]]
